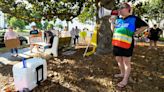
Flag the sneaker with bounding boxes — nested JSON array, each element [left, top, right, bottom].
[[15, 54, 18, 57]]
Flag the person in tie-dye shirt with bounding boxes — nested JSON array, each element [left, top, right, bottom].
[[110, 3, 148, 88]]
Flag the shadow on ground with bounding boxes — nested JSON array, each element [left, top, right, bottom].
[[0, 46, 163, 92], [33, 46, 164, 92]]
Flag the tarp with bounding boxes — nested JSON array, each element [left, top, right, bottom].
[[90, 29, 97, 47], [83, 27, 98, 57]]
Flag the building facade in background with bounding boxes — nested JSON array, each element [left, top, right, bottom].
[[0, 11, 7, 29], [0, 11, 5, 29]]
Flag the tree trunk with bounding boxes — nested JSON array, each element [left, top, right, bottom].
[[96, 0, 115, 54]]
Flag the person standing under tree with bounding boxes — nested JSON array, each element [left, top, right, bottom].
[[80, 28, 87, 44], [4, 27, 19, 57], [29, 25, 40, 53], [70, 27, 75, 45], [110, 2, 148, 88], [148, 24, 162, 50], [74, 26, 80, 45]]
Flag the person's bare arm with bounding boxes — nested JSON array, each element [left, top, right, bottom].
[[111, 23, 115, 32], [109, 16, 116, 32], [159, 29, 163, 35], [135, 26, 148, 35], [4, 33, 7, 42], [4, 37, 7, 42]]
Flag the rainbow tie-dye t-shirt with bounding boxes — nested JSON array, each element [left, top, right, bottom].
[[112, 15, 138, 49]]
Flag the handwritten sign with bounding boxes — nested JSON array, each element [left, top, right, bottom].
[[30, 37, 43, 44], [29, 32, 43, 44]]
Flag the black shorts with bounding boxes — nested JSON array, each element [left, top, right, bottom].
[[75, 35, 79, 39], [113, 40, 134, 57], [149, 36, 159, 41]]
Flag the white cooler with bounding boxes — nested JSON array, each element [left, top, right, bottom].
[[13, 58, 47, 91]]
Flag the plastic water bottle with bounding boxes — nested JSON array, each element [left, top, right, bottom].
[[22, 58, 26, 68]]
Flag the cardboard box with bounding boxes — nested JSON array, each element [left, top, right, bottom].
[[5, 39, 20, 49]]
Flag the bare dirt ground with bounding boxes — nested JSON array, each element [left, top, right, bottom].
[[0, 46, 164, 92]]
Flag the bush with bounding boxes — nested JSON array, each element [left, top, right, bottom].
[[8, 17, 26, 31]]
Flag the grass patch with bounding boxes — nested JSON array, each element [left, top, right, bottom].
[[16, 29, 30, 33], [0, 45, 29, 54], [159, 37, 164, 41], [0, 47, 9, 53]]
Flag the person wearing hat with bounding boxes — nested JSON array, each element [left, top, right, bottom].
[[110, 2, 148, 88], [29, 25, 39, 53]]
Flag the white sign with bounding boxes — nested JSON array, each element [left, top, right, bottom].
[[30, 37, 43, 44]]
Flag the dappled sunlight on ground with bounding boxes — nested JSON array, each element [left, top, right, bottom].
[[0, 46, 163, 92]]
